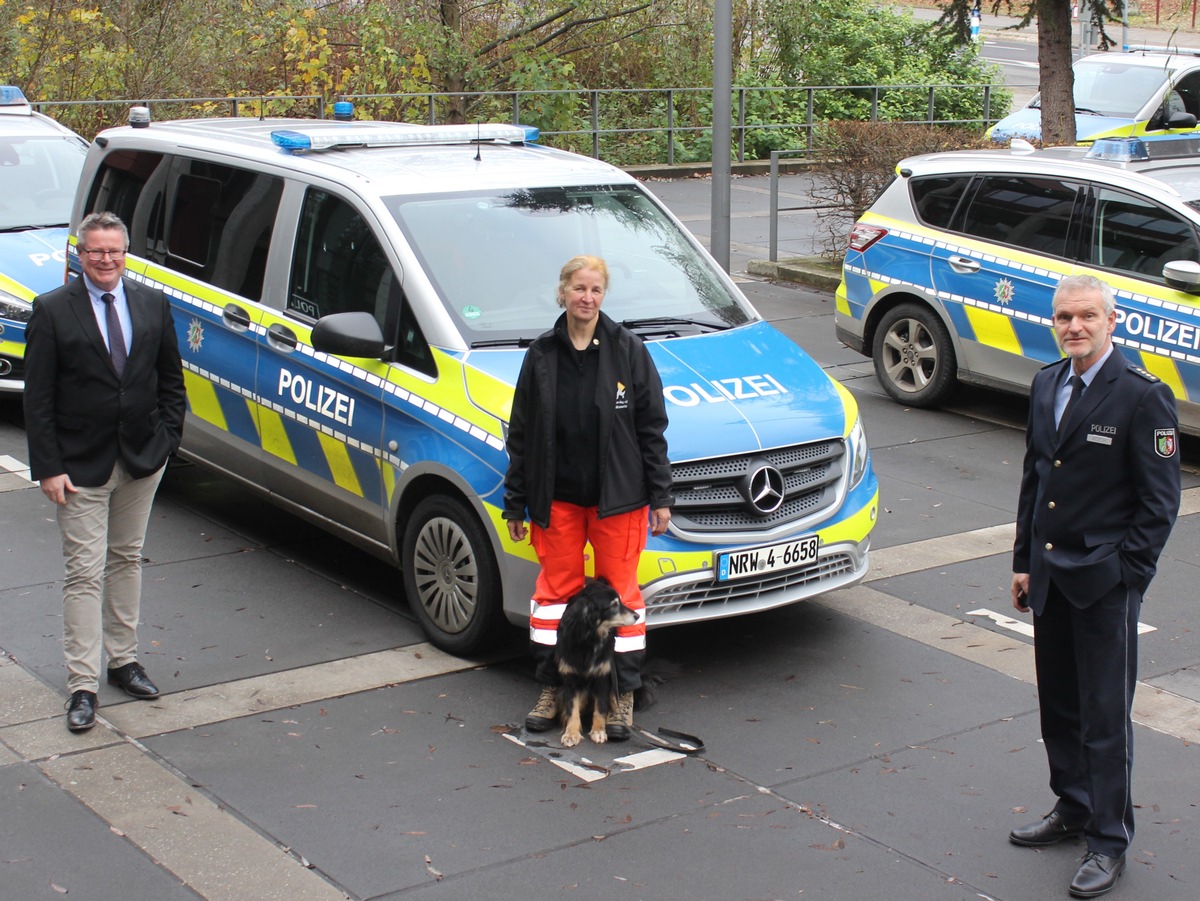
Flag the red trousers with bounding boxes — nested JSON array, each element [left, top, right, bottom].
[[528, 500, 648, 691]]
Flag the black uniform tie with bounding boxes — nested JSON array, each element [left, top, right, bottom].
[[101, 292, 127, 376], [1058, 374, 1084, 437]]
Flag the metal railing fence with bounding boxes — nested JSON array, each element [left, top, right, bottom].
[[30, 82, 1031, 168]]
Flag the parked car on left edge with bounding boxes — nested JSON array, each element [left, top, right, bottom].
[[0, 86, 89, 392]]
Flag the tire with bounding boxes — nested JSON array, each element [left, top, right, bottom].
[[401, 494, 505, 656], [871, 302, 957, 408]]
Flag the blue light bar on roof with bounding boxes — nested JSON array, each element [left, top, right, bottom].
[[1085, 137, 1151, 162], [271, 123, 540, 153], [0, 85, 31, 107]]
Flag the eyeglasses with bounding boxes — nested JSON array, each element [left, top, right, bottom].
[[80, 249, 126, 261]]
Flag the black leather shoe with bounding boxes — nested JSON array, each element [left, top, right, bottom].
[[1069, 851, 1126, 898], [65, 690, 97, 732], [106, 661, 159, 699], [1009, 811, 1086, 847]]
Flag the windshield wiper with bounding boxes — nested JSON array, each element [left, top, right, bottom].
[[620, 316, 727, 336], [1074, 107, 1104, 116], [470, 337, 535, 349]]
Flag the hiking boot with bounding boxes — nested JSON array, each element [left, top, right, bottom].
[[525, 685, 558, 732], [606, 690, 634, 741]]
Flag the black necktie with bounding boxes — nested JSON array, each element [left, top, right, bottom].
[[101, 292, 127, 376], [1058, 374, 1084, 437]]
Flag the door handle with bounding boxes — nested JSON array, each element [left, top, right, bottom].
[[222, 303, 252, 331], [948, 255, 981, 274], [267, 322, 298, 352]]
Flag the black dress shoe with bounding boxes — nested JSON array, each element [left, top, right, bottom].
[[1009, 810, 1086, 847], [107, 661, 159, 699], [1069, 851, 1126, 898], [65, 690, 97, 732]]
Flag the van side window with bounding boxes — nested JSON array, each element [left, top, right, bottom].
[[85, 150, 167, 256], [87, 152, 282, 301], [289, 188, 435, 377], [1089, 186, 1200, 279], [961, 175, 1079, 257], [163, 162, 282, 301], [909, 175, 971, 229]]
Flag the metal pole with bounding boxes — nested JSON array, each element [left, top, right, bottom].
[[711, 0, 732, 273]]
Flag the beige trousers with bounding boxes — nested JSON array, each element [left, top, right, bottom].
[[57, 460, 166, 693]]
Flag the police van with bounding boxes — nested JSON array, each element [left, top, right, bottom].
[[0, 86, 89, 390], [69, 111, 879, 654], [836, 134, 1200, 435]]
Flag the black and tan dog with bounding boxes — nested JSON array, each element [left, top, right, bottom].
[[555, 578, 638, 748]]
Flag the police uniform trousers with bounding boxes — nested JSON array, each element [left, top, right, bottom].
[[57, 459, 166, 694], [1034, 577, 1140, 857], [528, 499, 648, 692]]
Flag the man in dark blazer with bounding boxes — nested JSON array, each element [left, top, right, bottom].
[[24, 211, 186, 733], [1009, 275, 1180, 898]]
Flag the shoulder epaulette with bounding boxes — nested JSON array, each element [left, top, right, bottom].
[[1130, 366, 1160, 383]]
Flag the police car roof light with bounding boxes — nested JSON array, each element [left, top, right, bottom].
[[270, 123, 540, 153], [0, 85, 32, 110], [1, 85, 28, 104], [1085, 137, 1151, 162]]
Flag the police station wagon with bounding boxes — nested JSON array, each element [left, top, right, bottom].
[[69, 113, 879, 655], [835, 134, 1200, 435], [0, 86, 88, 390]]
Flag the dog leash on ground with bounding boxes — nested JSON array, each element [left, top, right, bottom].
[[627, 724, 705, 754]]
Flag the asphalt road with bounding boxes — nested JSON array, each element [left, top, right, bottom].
[[2, 175, 1199, 901]]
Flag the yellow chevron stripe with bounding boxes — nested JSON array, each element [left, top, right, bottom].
[[1139, 350, 1187, 400], [258, 407, 297, 464], [964, 306, 1023, 355], [383, 461, 398, 504], [182, 371, 228, 430], [317, 430, 363, 496]]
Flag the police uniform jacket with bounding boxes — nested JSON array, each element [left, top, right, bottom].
[[1013, 351, 1180, 615], [503, 310, 673, 529], [24, 277, 187, 486]]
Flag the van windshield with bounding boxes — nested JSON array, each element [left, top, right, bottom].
[[386, 184, 754, 344], [0, 135, 88, 231], [1031, 60, 1169, 118]]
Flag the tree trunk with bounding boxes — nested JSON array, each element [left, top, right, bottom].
[[1037, 0, 1076, 146], [440, 0, 467, 124]]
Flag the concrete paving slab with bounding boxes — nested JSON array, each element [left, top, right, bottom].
[[386, 788, 989, 901], [1, 761, 202, 900], [0, 517, 427, 699], [39, 743, 348, 901], [874, 550, 1200, 683], [800, 709, 1199, 901], [143, 666, 721, 899], [613, 598, 1039, 790]]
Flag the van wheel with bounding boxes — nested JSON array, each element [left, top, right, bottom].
[[402, 495, 504, 656], [872, 302, 957, 407]]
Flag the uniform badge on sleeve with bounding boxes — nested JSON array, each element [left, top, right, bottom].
[[1155, 428, 1177, 458]]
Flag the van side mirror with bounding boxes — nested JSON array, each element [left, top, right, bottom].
[[311, 311, 387, 358], [1163, 259, 1200, 293], [1167, 110, 1199, 129]]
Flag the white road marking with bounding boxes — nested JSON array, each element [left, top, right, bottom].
[[968, 608, 1155, 637], [966, 608, 1035, 637], [0, 453, 32, 483]]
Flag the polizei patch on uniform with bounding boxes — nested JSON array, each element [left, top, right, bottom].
[[1155, 428, 1177, 458]]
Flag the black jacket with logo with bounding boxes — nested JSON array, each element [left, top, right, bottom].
[[503, 311, 673, 529]]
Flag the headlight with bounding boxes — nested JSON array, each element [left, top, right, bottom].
[[848, 415, 869, 489], [0, 288, 33, 323]]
